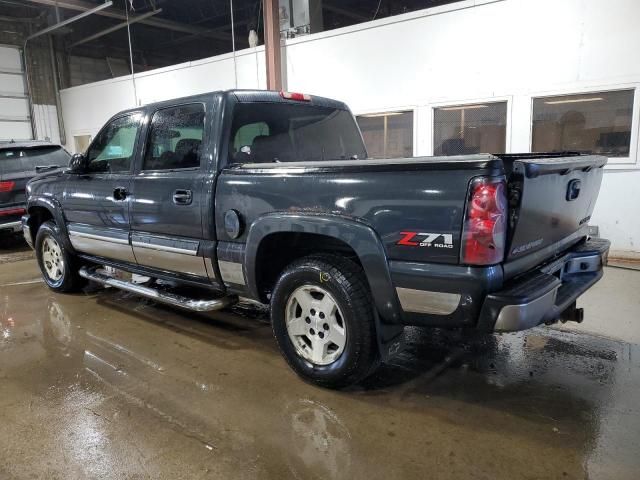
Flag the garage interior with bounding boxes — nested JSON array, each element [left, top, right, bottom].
[[1, 0, 640, 479]]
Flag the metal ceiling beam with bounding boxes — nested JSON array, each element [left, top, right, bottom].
[[26, 1, 113, 40], [21, 0, 231, 40], [69, 8, 162, 48], [155, 17, 251, 50]]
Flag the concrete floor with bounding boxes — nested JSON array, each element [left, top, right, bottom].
[[1, 238, 639, 479]]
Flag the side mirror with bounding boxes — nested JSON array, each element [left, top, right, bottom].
[[68, 153, 87, 174]]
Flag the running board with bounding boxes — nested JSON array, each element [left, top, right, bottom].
[[79, 267, 237, 312]]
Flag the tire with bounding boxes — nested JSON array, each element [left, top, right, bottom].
[[271, 254, 380, 389], [35, 220, 86, 293]]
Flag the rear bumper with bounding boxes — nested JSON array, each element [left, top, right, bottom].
[[0, 205, 26, 233], [0, 220, 22, 233], [478, 238, 610, 332]]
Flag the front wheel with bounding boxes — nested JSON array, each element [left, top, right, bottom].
[[35, 220, 86, 293], [271, 254, 379, 389]]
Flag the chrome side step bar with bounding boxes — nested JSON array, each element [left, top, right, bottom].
[[79, 267, 237, 312]]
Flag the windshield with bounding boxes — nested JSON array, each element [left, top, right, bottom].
[[229, 102, 367, 164]]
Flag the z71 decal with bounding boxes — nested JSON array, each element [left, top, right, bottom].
[[397, 231, 454, 249]]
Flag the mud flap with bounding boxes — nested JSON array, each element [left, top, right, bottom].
[[374, 310, 405, 362]]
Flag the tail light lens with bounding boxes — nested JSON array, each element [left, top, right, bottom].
[[0, 181, 16, 193], [280, 91, 311, 101], [461, 177, 507, 265]]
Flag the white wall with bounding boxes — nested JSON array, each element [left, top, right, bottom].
[[59, 0, 640, 256]]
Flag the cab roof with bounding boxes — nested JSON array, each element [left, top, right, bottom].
[[118, 89, 349, 116]]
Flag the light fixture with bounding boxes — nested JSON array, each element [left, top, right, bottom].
[[544, 97, 604, 105], [439, 105, 489, 111], [360, 112, 405, 118]]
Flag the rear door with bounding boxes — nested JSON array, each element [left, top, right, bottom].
[[129, 102, 211, 279], [62, 112, 143, 263]]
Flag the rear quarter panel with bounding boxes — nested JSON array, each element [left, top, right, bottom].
[[215, 158, 503, 264]]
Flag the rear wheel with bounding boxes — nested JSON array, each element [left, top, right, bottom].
[[35, 220, 86, 292], [271, 254, 379, 389]]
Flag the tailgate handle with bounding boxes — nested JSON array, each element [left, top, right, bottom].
[[173, 189, 193, 205]]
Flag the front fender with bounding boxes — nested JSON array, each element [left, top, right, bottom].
[[27, 196, 74, 253], [244, 212, 402, 325]]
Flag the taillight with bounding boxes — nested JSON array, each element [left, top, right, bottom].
[[461, 177, 507, 265], [280, 91, 311, 101], [0, 181, 15, 193]]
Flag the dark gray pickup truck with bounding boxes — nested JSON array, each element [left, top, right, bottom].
[[22, 90, 610, 388], [1, 141, 70, 236]]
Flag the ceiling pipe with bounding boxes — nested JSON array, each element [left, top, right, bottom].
[[22, 0, 231, 41], [69, 8, 162, 48], [23, 1, 113, 142], [26, 1, 113, 40]]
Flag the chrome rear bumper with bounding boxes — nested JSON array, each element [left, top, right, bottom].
[[479, 238, 610, 332], [0, 220, 22, 233]]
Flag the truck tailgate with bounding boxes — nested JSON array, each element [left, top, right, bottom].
[[499, 153, 607, 268]]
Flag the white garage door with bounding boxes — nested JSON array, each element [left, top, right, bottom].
[[0, 45, 32, 141]]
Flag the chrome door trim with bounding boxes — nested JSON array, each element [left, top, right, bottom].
[[131, 232, 208, 277], [67, 223, 135, 262], [130, 232, 199, 254], [131, 240, 196, 256], [70, 230, 130, 245]]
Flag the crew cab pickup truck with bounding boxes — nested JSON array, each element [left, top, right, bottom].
[[22, 90, 610, 388], [1, 141, 69, 236]]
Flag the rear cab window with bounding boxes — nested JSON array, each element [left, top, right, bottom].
[[228, 103, 367, 164]]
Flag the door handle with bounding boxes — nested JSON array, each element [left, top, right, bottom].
[[173, 189, 193, 205], [113, 187, 128, 201]]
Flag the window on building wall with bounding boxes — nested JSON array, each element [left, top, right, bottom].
[[433, 102, 507, 156], [532, 90, 634, 158], [356, 111, 413, 159]]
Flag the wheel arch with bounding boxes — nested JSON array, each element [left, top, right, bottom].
[[244, 212, 402, 326], [26, 197, 74, 253]]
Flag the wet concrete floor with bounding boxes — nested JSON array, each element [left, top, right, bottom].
[[1, 247, 639, 479]]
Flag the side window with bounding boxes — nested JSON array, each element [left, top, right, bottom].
[[143, 104, 205, 171], [86, 113, 142, 173]]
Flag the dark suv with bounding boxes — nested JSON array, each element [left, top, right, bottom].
[[1, 141, 70, 236]]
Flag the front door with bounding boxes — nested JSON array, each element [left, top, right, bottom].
[[63, 112, 143, 263], [129, 103, 210, 278]]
